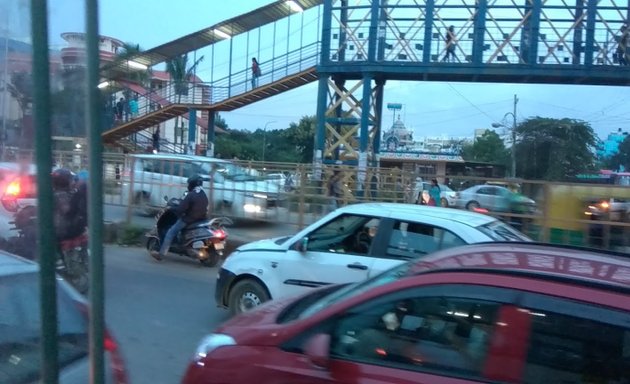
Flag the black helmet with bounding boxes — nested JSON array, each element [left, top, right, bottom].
[[51, 168, 75, 190], [187, 174, 203, 191]]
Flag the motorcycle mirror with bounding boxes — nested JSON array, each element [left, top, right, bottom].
[[163, 195, 168, 202]]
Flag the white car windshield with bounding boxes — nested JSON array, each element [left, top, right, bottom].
[[477, 221, 531, 241], [196, 162, 260, 182]]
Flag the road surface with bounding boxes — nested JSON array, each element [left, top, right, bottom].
[[105, 244, 231, 384]]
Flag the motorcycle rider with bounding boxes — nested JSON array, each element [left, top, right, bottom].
[[151, 174, 208, 261], [51, 168, 80, 241]]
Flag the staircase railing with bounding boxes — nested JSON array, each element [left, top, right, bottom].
[[118, 130, 186, 153], [101, 41, 321, 135], [102, 80, 212, 131], [208, 41, 320, 105]]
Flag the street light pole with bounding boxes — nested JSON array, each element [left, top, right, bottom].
[[261, 120, 276, 162], [510, 94, 518, 178], [492, 94, 518, 178]]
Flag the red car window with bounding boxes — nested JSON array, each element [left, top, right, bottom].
[[518, 294, 630, 383], [327, 290, 505, 381]]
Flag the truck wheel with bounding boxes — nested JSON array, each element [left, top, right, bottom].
[[228, 279, 270, 316]]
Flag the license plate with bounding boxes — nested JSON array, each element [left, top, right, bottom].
[[214, 242, 225, 250]]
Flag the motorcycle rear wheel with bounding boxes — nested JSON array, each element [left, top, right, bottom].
[[62, 247, 89, 294], [199, 248, 219, 268]]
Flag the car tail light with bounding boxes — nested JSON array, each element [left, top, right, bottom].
[[6, 179, 20, 196], [213, 229, 226, 240], [1, 179, 21, 212], [105, 329, 129, 384]]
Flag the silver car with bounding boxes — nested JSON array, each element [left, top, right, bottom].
[[455, 184, 536, 213], [0, 251, 128, 383]]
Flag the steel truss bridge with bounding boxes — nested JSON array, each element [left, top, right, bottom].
[[101, 0, 630, 181]]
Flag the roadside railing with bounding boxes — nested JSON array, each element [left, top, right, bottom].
[[12, 150, 628, 253]]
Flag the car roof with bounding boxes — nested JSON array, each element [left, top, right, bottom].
[[130, 154, 230, 164], [0, 250, 38, 277], [408, 242, 630, 291], [338, 202, 496, 227]]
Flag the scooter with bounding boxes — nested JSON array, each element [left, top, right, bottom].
[[145, 197, 232, 267]]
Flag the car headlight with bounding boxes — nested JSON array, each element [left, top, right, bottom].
[[243, 204, 263, 213], [194, 334, 236, 362], [245, 193, 268, 199]]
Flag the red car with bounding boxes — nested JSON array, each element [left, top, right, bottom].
[[183, 243, 630, 384]]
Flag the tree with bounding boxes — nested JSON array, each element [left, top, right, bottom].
[[610, 135, 630, 171], [460, 130, 509, 166], [514, 117, 598, 180], [281, 115, 316, 163], [1, 72, 34, 148], [166, 54, 204, 143], [113, 42, 151, 86]]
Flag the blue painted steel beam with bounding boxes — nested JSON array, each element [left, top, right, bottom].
[[527, 0, 541, 66], [368, 0, 380, 62], [188, 109, 197, 154], [315, 75, 328, 168], [373, 78, 385, 164], [584, 0, 597, 66], [573, 0, 584, 66], [317, 63, 630, 85], [320, 0, 333, 66], [339, 0, 348, 62], [472, 0, 487, 65], [422, 0, 435, 64]]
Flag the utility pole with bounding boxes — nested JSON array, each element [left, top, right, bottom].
[[512, 94, 518, 178]]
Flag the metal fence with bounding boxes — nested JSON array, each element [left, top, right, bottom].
[[42, 151, 629, 254]]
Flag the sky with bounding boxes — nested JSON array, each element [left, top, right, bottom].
[[43, 0, 630, 141]]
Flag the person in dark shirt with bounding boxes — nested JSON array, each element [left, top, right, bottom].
[[151, 174, 208, 261]]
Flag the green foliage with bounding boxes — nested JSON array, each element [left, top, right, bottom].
[[113, 42, 151, 86], [166, 54, 204, 98], [215, 115, 316, 163], [7, 72, 32, 112], [515, 117, 598, 180], [51, 69, 86, 136], [117, 223, 145, 246], [460, 130, 509, 166], [610, 135, 630, 171]]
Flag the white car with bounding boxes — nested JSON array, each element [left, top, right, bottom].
[[411, 179, 458, 207], [120, 154, 282, 221], [215, 202, 530, 314]]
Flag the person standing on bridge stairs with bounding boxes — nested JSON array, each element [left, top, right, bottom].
[[251, 57, 261, 89], [115, 97, 124, 123], [129, 96, 139, 119], [152, 129, 160, 152], [623, 25, 630, 66], [442, 26, 457, 63], [616, 25, 628, 66]]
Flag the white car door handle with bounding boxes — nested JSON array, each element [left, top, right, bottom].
[[347, 263, 368, 270]]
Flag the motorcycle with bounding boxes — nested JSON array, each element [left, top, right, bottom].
[[145, 197, 232, 267], [5, 205, 89, 293]]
